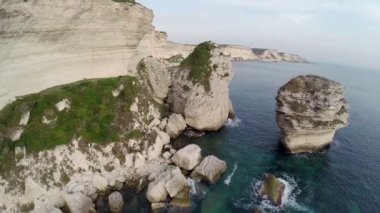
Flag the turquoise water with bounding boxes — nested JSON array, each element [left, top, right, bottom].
[[174, 61, 380, 213], [115, 61, 380, 213]]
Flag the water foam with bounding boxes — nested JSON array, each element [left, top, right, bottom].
[[224, 162, 238, 186], [187, 178, 197, 195], [225, 117, 242, 128], [233, 174, 313, 212]]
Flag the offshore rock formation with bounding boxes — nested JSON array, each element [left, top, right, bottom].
[[259, 174, 285, 206], [276, 75, 349, 153], [168, 42, 233, 131]]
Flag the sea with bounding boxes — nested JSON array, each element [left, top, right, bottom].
[[118, 61, 380, 213]]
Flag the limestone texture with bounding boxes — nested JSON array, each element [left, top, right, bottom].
[[276, 75, 349, 153], [191, 155, 227, 184]]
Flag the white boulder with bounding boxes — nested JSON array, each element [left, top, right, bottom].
[[171, 144, 202, 170], [63, 193, 94, 213], [108, 192, 124, 213], [191, 155, 227, 184]]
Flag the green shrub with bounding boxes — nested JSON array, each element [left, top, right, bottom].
[[0, 76, 139, 153], [127, 129, 144, 139], [180, 41, 216, 92]]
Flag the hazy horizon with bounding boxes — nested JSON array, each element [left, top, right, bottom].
[[139, 0, 380, 71]]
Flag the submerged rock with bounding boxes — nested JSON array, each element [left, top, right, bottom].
[[259, 174, 285, 206], [171, 144, 202, 170], [108, 192, 123, 213], [276, 75, 349, 153], [191, 155, 226, 184], [183, 128, 205, 138]]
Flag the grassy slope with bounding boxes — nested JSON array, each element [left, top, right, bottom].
[[0, 76, 140, 155]]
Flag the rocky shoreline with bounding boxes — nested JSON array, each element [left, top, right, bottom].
[[0, 42, 232, 212], [0, 1, 347, 213]]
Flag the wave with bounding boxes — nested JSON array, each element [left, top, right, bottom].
[[225, 117, 242, 128], [187, 178, 207, 199], [233, 173, 313, 212], [224, 162, 238, 186]]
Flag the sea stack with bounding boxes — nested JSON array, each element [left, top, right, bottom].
[[276, 75, 349, 153], [168, 42, 234, 131]]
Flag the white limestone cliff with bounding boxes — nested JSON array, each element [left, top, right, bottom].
[[0, 0, 307, 110], [0, 0, 193, 110]]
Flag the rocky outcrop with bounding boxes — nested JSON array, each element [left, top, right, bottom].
[[168, 42, 234, 131], [191, 155, 227, 184], [137, 57, 171, 104], [276, 75, 349, 153], [166, 114, 187, 138], [171, 144, 202, 170], [146, 166, 187, 203], [108, 192, 124, 213], [259, 174, 285, 206]]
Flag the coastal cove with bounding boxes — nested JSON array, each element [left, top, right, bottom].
[[191, 61, 380, 212], [112, 61, 380, 213], [0, 1, 379, 212]]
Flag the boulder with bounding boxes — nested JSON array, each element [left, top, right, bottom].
[[165, 172, 187, 198], [259, 175, 285, 206], [146, 178, 168, 203], [146, 166, 187, 203], [171, 144, 202, 170], [276, 75, 349, 153], [92, 174, 108, 192], [191, 155, 226, 184], [151, 202, 166, 210], [170, 186, 191, 208], [108, 192, 124, 213], [166, 114, 187, 138], [63, 193, 95, 213], [168, 42, 234, 131]]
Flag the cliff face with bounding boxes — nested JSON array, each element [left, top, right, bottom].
[[0, 0, 307, 110], [276, 75, 349, 153], [0, 0, 194, 110]]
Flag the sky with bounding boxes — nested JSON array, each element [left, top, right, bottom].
[[139, 0, 380, 70]]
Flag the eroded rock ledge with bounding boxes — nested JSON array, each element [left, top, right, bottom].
[[276, 75, 349, 153]]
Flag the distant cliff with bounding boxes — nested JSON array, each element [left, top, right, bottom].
[[219, 45, 308, 63]]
